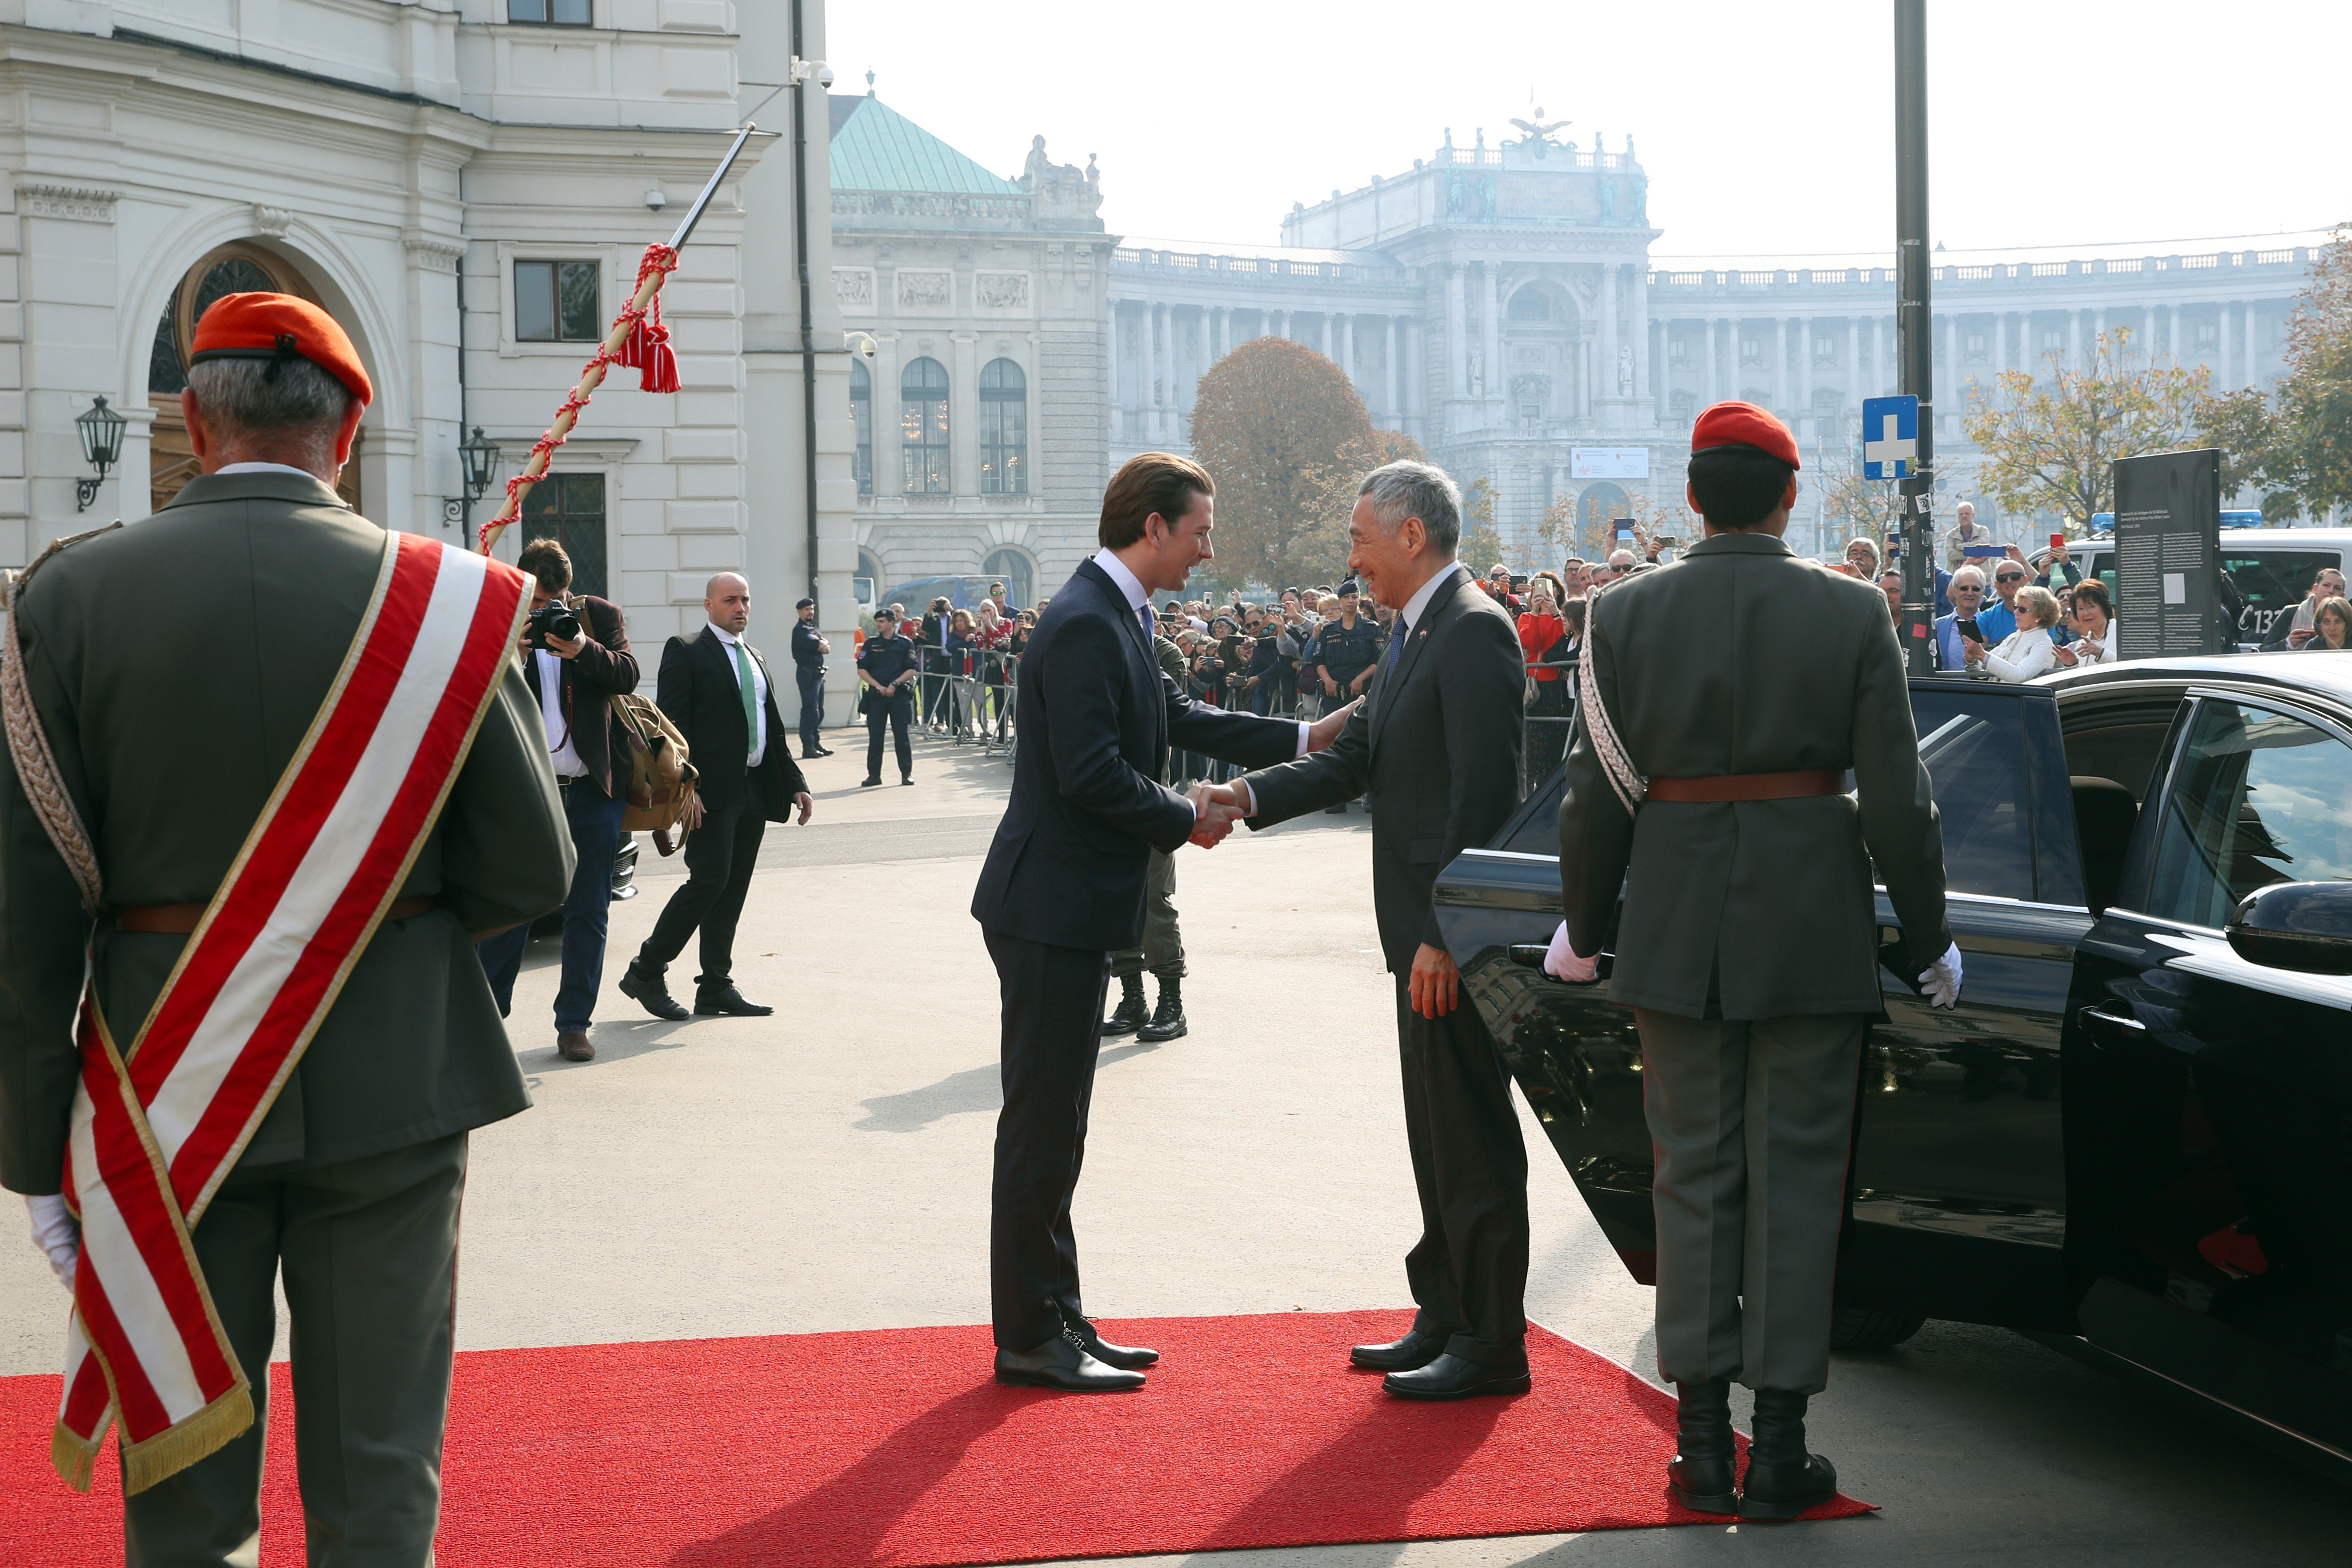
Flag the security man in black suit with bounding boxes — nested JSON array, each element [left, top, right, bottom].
[[791, 596, 832, 759], [619, 573, 813, 1021], [970, 452, 1352, 1392], [1205, 459, 1529, 1401], [856, 609, 918, 786]]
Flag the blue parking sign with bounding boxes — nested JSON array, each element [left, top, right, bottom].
[[1861, 395, 1919, 480]]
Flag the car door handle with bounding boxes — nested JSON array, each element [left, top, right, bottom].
[[2078, 1003, 2148, 1043]]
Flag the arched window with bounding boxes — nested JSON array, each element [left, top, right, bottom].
[[1507, 289, 1552, 321], [983, 547, 1034, 609], [855, 547, 883, 611], [849, 359, 872, 496], [978, 358, 1027, 495], [900, 356, 950, 494]]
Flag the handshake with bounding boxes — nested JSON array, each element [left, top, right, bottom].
[[1186, 781, 1249, 849]]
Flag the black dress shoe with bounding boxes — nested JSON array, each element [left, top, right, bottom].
[[1349, 1326, 1446, 1372], [1668, 1378, 1738, 1516], [860, 775, 882, 787], [618, 961, 690, 1021], [694, 983, 775, 1017], [1383, 1352, 1530, 1400], [1739, 1388, 1837, 1520], [1069, 1318, 1159, 1370], [994, 1330, 1146, 1392], [901, 775, 914, 786]]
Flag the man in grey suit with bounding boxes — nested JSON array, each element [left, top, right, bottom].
[[1550, 402, 1960, 1519], [1204, 460, 1530, 1400]]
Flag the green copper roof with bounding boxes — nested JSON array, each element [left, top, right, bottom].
[[829, 96, 1020, 196]]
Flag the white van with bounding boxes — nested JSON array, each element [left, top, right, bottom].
[[2031, 528, 2348, 648]]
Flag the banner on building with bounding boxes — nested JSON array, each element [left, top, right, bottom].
[[1570, 447, 1649, 480], [2113, 447, 2222, 660]]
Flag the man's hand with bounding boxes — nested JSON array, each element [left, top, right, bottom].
[[1918, 942, 1965, 1009], [1307, 697, 1361, 754], [679, 792, 707, 831], [1321, 674, 1340, 697], [26, 1194, 77, 1292], [792, 790, 814, 826], [1186, 781, 1246, 848], [2049, 542, 2071, 567], [1409, 943, 1461, 1019], [1350, 668, 1373, 695], [2003, 544, 2028, 566], [544, 631, 587, 659], [2289, 626, 2315, 648], [1542, 919, 1600, 983]]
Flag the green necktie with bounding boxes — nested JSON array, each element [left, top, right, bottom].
[[731, 639, 759, 749]]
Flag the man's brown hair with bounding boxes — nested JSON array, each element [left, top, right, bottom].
[[517, 537, 572, 594], [1099, 451, 1214, 549]]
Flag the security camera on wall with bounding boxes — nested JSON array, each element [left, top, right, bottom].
[[846, 331, 879, 361]]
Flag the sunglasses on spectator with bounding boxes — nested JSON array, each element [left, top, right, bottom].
[[1952, 585, 1984, 595], [1995, 572, 2024, 583]]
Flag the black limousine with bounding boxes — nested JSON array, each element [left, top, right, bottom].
[[1434, 653, 2352, 1482]]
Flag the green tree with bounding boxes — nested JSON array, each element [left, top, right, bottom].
[[1189, 338, 1383, 591], [1960, 326, 2211, 530], [2195, 222, 2352, 521]]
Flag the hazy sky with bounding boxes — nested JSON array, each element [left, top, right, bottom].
[[826, 0, 2346, 259]]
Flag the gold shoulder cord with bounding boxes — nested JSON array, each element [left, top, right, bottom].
[[0, 523, 120, 915]]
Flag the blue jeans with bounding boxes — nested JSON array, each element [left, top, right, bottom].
[[474, 781, 626, 1035]]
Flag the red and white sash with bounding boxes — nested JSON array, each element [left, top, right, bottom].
[[49, 533, 528, 1493]]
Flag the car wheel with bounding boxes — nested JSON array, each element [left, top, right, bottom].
[[1829, 1304, 1926, 1350]]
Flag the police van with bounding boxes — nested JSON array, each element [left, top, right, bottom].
[[2032, 524, 2347, 648]]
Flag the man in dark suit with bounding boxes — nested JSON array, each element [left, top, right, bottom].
[[1204, 459, 1529, 1401], [1550, 402, 1956, 1519], [971, 452, 1350, 1392], [475, 537, 641, 1062], [619, 573, 813, 1021]]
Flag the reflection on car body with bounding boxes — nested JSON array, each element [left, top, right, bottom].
[[1437, 651, 2352, 1482]]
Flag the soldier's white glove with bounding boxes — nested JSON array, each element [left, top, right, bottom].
[[26, 1193, 78, 1292], [1543, 920, 1600, 983], [1918, 942, 1964, 1009]]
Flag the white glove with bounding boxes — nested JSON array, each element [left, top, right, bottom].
[[1543, 919, 1600, 983], [26, 1193, 78, 1292], [1918, 942, 1964, 1009]]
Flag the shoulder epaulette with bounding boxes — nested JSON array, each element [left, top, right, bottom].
[[0, 521, 122, 611]]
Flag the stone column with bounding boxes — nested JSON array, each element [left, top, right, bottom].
[[1446, 265, 1468, 398], [2170, 302, 2183, 363], [2067, 309, 2081, 373], [1705, 317, 1720, 404], [1773, 317, 1788, 415], [1341, 313, 1357, 391], [1631, 263, 1651, 403], [1482, 263, 1502, 407], [1846, 316, 1860, 407], [2219, 302, 2235, 389], [2142, 304, 2155, 357], [2245, 301, 2260, 386], [1107, 300, 1123, 445], [1796, 317, 1814, 441], [2094, 307, 2107, 351], [1599, 263, 1620, 404], [1142, 301, 1160, 442], [1944, 315, 1958, 424], [1384, 316, 1399, 422], [952, 329, 979, 493]]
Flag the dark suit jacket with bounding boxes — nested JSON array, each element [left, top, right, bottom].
[[531, 594, 638, 797], [1557, 530, 1951, 1021], [1240, 564, 1524, 974], [0, 471, 574, 1195], [971, 559, 1299, 951], [656, 624, 809, 818]]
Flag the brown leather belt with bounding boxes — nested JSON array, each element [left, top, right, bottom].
[[1647, 769, 1843, 803], [115, 896, 433, 935]]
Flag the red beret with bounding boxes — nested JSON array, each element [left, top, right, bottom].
[[189, 293, 372, 409], [1691, 400, 1799, 471]]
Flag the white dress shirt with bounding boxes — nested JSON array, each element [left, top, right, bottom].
[[215, 461, 320, 478], [533, 648, 589, 778], [708, 621, 768, 766]]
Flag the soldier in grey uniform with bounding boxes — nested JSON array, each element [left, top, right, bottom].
[[0, 295, 571, 1563], [1551, 402, 1960, 1520], [1101, 624, 1191, 1042]]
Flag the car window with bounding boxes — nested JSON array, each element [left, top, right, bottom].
[[2060, 695, 2186, 806], [1908, 689, 2037, 900], [2220, 553, 2341, 643], [1497, 762, 1566, 854], [2144, 698, 2352, 929]]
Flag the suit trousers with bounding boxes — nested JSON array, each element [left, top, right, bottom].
[[1634, 1008, 1865, 1394], [124, 1133, 468, 1568], [1392, 977, 1531, 1366], [984, 927, 1113, 1350], [865, 691, 913, 780], [1110, 849, 1184, 981], [637, 796, 765, 987], [795, 667, 825, 754]]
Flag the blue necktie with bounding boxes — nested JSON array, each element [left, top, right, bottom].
[[1139, 604, 1155, 644], [1381, 619, 1406, 685]]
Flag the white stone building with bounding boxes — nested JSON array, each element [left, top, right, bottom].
[[1, 1, 858, 694]]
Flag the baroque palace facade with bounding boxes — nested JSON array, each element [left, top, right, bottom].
[[1, 2, 860, 683], [836, 93, 2324, 585]]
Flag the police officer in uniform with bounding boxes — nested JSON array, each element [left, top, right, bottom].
[[1311, 581, 1384, 814], [1550, 402, 1960, 1520], [791, 596, 832, 758], [857, 607, 918, 786], [1101, 622, 1192, 1043]]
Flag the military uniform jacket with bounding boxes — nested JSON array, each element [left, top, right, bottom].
[[1242, 566, 1523, 973], [0, 472, 576, 1196], [1557, 530, 1951, 1021]]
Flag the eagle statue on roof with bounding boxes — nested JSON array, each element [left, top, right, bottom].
[[1509, 109, 1571, 146]]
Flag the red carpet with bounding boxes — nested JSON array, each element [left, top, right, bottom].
[[1, 1310, 1870, 1564]]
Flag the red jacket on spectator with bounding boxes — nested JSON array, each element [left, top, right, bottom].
[[1519, 610, 1567, 681]]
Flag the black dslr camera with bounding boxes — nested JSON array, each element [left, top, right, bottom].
[[526, 598, 583, 648]]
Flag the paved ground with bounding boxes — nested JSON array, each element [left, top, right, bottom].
[[2, 725, 2340, 1564]]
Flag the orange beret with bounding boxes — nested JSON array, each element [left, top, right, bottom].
[[1691, 400, 1798, 471], [189, 293, 372, 408]]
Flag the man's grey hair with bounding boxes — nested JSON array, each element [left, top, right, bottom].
[[1607, 549, 1638, 570], [1950, 564, 1987, 588], [1357, 460, 1461, 552], [185, 355, 352, 444]]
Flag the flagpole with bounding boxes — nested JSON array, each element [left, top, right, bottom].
[[476, 123, 759, 557]]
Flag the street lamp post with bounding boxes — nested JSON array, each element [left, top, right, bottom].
[[74, 395, 126, 514]]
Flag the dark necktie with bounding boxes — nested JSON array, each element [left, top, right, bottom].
[[1139, 604, 1155, 645], [1381, 620, 1407, 685]]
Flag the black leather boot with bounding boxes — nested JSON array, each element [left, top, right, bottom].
[[1666, 1378, 1737, 1515], [1138, 976, 1187, 1041], [1099, 974, 1147, 1038], [1739, 1388, 1837, 1520]]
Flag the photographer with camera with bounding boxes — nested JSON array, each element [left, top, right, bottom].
[[474, 539, 639, 1063]]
